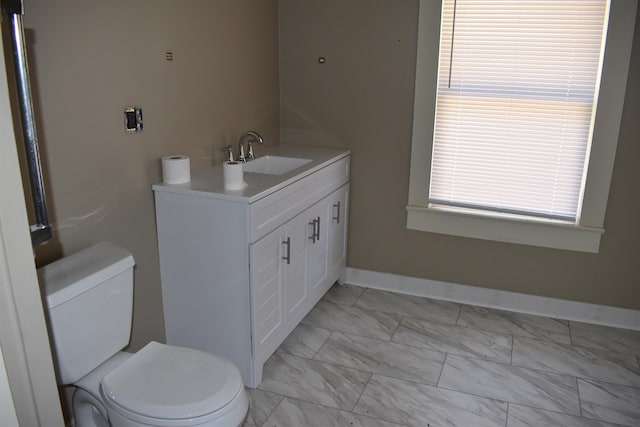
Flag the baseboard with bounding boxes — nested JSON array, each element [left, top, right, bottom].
[[345, 268, 640, 331]]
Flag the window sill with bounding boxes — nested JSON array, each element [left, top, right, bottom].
[[406, 205, 603, 253]]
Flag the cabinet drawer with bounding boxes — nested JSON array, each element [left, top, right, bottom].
[[250, 156, 349, 242]]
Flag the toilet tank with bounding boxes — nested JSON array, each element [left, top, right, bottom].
[[38, 242, 135, 385]]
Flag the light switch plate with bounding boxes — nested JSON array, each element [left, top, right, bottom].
[[124, 107, 143, 133]]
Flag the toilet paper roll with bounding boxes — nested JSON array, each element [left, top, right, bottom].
[[161, 155, 191, 184], [223, 161, 247, 190]]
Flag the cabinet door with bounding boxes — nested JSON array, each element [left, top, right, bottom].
[[329, 184, 349, 277], [306, 201, 329, 300], [283, 212, 308, 325], [250, 225, 285, 358]]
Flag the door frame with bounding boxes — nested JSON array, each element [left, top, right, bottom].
[[0, 29, 64, 427]]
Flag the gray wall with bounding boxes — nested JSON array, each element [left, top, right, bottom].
[[279, 0, 640, 310], [24, 0, 280, 350]]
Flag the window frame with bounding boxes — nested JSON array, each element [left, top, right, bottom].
[[406, 0, 637, 253]]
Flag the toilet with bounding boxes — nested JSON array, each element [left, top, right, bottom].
[[38, 242, 249, 427]]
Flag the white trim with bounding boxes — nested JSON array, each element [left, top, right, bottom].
[[407, 205, 603, 253], [346, 268, 640, 331], [406, 0, 637, 253], [0, 30, 64, 427], [0, 346, 19, 427]]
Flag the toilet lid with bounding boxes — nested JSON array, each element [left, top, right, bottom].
[[100, 342, 242, 420]]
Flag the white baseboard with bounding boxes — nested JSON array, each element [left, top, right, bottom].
[[345, 268, 640, 331]]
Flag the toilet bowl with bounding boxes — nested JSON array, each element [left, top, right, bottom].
[[38, 242, 249, 427]]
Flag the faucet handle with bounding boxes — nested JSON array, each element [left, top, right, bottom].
[[222, 144, 233, 162]]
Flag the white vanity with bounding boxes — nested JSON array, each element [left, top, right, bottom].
[[152, 144, 350, 387]]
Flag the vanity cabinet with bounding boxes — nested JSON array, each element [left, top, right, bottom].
[[153, 147, 349, 387]]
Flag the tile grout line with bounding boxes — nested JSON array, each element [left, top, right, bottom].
[[302, 318, 398, 343], [435, 380, 577, 418], [261, 344, 376, 414], [504, 402, 510, 427], [572, 342, 640, 359], [353, 287, 461, 326], [313, 326, 450, 378], [317, 326, 449, 359], [320, 283, 365, 308], [447, 320, 563, 346], [310, 330, 333, 360], [403, 310, 532, 338], [392, 320, 513, 366], [509, 333, 640, 365], [576, 376, 584, 418], [391, 337, 512, 366], [308, 299, 402, 334], [568, 320, 575, 346], [435, 353, 448, 387], [309, 355, 442, 388], [450, 351, 611, 388], [253, 391, 360, 422], [259, 392, 411, 427], [454, 303, 463, 326], [435, 380, 522, 416], [515, 361, 640, 392], [510, 334, 515, 366], [389, 314, 403, 341], [447, 303, 574, 345], [350, 371, 373, 414], [267, 323, 452, 411], [351, 285, 367, 307], [506, 401, 591, 418], [509, 401, 638, 426], [507, 341, 640, 389], [307, 326, 450, 387], [254, 392, 285, 427], [567, 321, 640, 356], [571, 376, 640, 391], [435, 354, 586, 416]]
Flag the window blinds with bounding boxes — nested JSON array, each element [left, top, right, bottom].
[[429, 0, 608, 221]]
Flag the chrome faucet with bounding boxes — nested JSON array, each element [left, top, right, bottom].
[[237, 131, 264, 162]]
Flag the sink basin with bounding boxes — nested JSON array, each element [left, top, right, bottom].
[[243, 155, 312, 175]]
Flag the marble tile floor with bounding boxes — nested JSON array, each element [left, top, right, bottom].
[[243, 284, 640, 427]]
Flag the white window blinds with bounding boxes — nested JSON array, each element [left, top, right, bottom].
[[429, 0, 609, 221]]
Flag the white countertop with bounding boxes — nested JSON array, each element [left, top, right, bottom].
[[152, 144, 350, 203]]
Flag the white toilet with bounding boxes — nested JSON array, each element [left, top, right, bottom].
[[38, 242, 249, 427]]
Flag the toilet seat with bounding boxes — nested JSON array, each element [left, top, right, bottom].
[[100, 342, 245, 424]]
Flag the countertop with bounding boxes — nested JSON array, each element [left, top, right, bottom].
[[152, 144, 350, 203]]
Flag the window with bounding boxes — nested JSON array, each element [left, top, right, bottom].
[[407, 0, 637, 252], [432, 0, 607, 222]]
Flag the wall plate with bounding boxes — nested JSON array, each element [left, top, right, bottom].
[[124, 107, 143, 133]]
